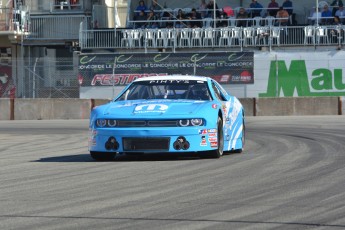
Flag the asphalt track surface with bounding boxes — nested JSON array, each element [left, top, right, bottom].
[[0, 116, 345, 230]]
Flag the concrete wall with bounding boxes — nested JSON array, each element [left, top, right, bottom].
[[93, 99, 111, 107], [239, 98, 254, 117], [255, 97, 340, 116], [14, 99, 92, 120], [0, 97, 343, 120], [0, 99, 11, 120]]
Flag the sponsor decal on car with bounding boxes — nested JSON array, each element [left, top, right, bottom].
[[199, 129, 208, 135], [148, 80, 190, 84], [210, 142, 218, 148], [134, 104, 169, 113], [208, 137, 217, 142], [222, 104, 227, 115], [200, 136, 207, 146]]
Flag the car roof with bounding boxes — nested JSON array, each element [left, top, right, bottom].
[[133, 75, 209, 82]]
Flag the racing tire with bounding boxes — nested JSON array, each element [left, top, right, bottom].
[[90, 151, 116, 161], [199, 117, 223, 159]]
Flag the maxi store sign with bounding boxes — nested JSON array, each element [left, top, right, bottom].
[[240, 52, 345, 98], [78, 52, 254, 87]]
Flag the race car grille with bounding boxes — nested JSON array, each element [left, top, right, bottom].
[[147, 120, 178, 127], [123, 137, 170, 151], [117, 120, 147, 127], [117, 120, 178, 127]]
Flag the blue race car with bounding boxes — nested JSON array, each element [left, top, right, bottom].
[[89, 75, 245, 160]]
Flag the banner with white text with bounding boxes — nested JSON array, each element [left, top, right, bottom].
[[78, 52, 254, 88]]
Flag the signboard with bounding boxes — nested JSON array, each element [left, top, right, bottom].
[[259, 59, 345, 97], [220, 51, 345, 99], [252, 52, 345, 98], [78, 52, 254, 87]]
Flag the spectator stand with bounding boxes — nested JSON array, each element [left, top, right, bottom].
[[100, 2, 340, 52]]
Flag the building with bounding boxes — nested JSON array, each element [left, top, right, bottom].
[[0, 0, 128, 98]]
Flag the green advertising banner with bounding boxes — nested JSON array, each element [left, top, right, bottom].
[[259, 60, 345, 97], [78, 52, 254, 87]]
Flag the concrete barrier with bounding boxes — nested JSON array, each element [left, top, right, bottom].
[[92, 99, 111, 108], [0, 97, 342, 120], [239, 98, 254, 117], [256, 97, 339, 116], [0, 99, 11, 120], [14, 99, 92, 120]]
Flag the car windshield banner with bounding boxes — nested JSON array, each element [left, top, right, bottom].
[[78, 52, 254, 86]]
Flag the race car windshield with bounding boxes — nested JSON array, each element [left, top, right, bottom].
[[117, 80, 212, 101]]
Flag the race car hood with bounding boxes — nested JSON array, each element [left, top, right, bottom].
[[98, 100, 212, 117]]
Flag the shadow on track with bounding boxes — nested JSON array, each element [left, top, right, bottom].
[[34, 153, 203, 162]]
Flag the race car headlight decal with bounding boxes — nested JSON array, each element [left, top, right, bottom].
[[178, 119, 190, 127], [96, 119, 106, 127], [107, 119, 117, 127], [96, 119, 117, 127], [191, 118, 203, 126], [178, 119, 204, 127]]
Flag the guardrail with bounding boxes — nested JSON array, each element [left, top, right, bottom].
[[79, 25, 345, 51]]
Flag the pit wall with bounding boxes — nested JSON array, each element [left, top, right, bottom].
[[0, 97, 342, 120]]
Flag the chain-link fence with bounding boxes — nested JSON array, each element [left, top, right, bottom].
[[0, 57, 80, 99], [0, 57, 16, 99]]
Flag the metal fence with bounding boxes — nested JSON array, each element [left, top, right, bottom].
[[0, 7, 18, 31], [28, 15, 91, 40], [0, 57, 80, 99], [79, 25, 345, 51]]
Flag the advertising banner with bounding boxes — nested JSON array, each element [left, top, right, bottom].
[[78, 52, 254, 88], [249, 51, 345, 98]]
